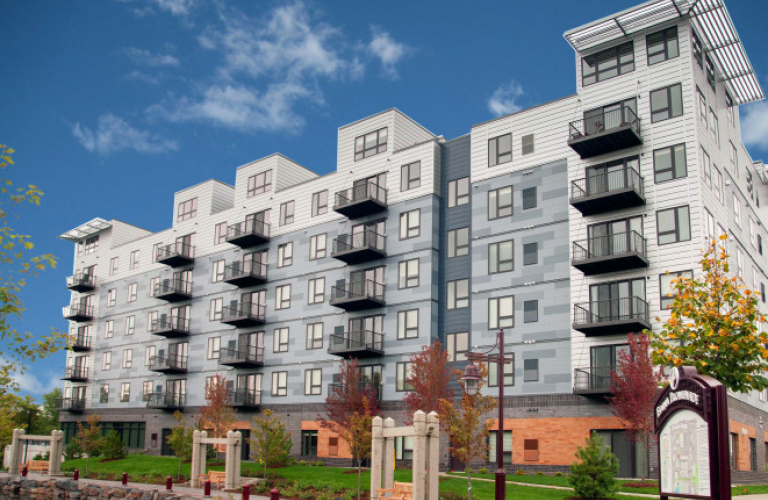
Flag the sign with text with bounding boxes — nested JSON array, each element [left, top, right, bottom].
[[655, 366, 730, 500]]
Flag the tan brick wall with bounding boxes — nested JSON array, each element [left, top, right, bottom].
[[730, 420, 756, 472], [301, 421, 353, 459]]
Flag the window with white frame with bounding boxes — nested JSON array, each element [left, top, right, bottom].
[[730, 143, 738, 175], [306, 323, 323, 350], [122, 349, 133, 368], [305, 369, 322, 395], [704, 209, 716, 244], [273, 327, 289, 353], [713, 167, 724, 204], [489, 240, 514, 274], [211, 260, 225, 282], [149, 277, 159, 297], [447, 279, 469, 309], [209, 298, 223, 321], [489, 296, 514, 329], [147, 310, 158, 332], [120, 383, 131, 402], [214, 222, 227, 245], [207, 337, 221, 360], [309, 234, 327, 260], [399, 259, 419, 289], [446, 332, 468, 362], [275, 285, 291, 310], [108, 288, 116, 307], [488, 133, 512, 167], [737, 247, 744, 279], [448, 177, 470, 207], [401, 161, 421, 191], [105, 320, 114, 338], [177, 198, 198, 221], [488, 186, 513, 220], [280, 201, 295, 226], [312, 190, 328, 216], [99, 384, 109, 403], [145, 345, 156, 366], [130, 250, 140, 270], [247, 170, 272, 197], [103, 351, 112, 371], [110, 257, 118, 276], [125, 315, 135, 336], [142, 381, 153, 401], [400, 209, 421, 239], [397, 309, 418, 339], [128, 283, 137, 302], [447, 227, 469, 258], [709, 108, 719, 145], [749, 218, 757, 248], [733, 193, 742, 227], [308, 278, 325, 304], [272, 371, 287, 396], [277, 242, 293, 267]]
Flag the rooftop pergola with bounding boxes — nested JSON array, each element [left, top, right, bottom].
[[58, 218, 111, 242]]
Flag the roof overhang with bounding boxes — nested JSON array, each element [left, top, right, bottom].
[[564, 0, 764, 105], [59, 218, 111, 242]]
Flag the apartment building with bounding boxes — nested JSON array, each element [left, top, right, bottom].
[[58, 0, 768, 480]]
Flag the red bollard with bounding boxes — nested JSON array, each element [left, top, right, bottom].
[[166, 476, 173, 490], [204, 480, 211, 497], [122, 473, 128, 485], [270, 487, 280, 500], [73, 469, 79, 481], [242, 484, 250, 500], [21, 465, 28, 477]]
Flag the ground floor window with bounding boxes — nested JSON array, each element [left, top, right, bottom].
[[395, 436, 414, 460], [61, 421, 145, 449], [301, 430, 318, 457], [488, 430, 512, 464]]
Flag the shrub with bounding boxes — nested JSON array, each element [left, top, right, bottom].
[[517, 470, 524, 475], [64, 440, 83, 460], [314, 461, 324, 467], [568, 432, 618, 500], [299, 460, 306, 466], [440, 491, 464, 500], [554, 471, 564, 477], [478, 467, 489, 474], [536, 471, 544, 476], [102, 430, 127, 460]]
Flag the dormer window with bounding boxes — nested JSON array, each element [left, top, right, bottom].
[[247, 170, 272, 198], [354, 128, 388, 161], [177, 198, 197, 222], [582, 41, 634, 86]]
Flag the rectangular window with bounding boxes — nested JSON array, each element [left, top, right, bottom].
[[272, 371, 287, 396], [108, 288, 116, 307], [279, 201, 295, 226], [306, 323, 323, 350], [102, 351, 112, 371], [142, 381, 153, 401], [730, 433, 738, 469], [751, 438, 757, 471], [105, 320, 114, 339], [733, 193, 742, 227], [128, 283, 137, 302], [277, 242, 294, 267], [524, 300, 538, 323], [657, 206, 691, 245], [489, 296, 514, 329], [211, 259, 225, 283], [488, 186, 513, 220], [653, 144, 687, 183], [730, 142, 738, 174], [110, 257, 119, 276], [122, 349, 133, 368], [309, 234, 327, 260], [489, 133, 512, 167], [446, 332, 468, 362], [308, 278, 325, 304], [701, 147, 712, 187], [713, 167, 724, 204], [400, 209, 421, 239], [524, 359, 539, 382], [397, 309, 419, 339], [650, 83, 683, 122], [581, 41, 634, 86], [209, 298, 223, 321], [399, 259, 419, 289], [354, 128, 388, 161], [737, 247, 744, 279], [80, 235, 99, 255], [207, 337, 221, 360], [522, 187, 537, 210], [396, 362, 414, 391], [274, 327, 289, 353], [488, 361, 514, 387], [447, 279, 469, 310], [401, 161, 421, 191], [145, 345, 156, 366], [130, 250, 140, 270], [523, 242, 538, 265], [521, 134, 534, 156], [100, 384, 109, 403], [177, 198, 198, 221], [750, 218, 757, 248], [489, 240, 514, 274], [710, 108, 720, 146], [125, 316, 135, 336], [691, 29, 703, 68], [646, 26, 678, 65], [152, 243, 160, 263], [447, 227, 469, 258], [275, 285, 291, 310], [697, 86, 707, 122], [312, 190, 328, 217], [659, 270, 694, 310], [448, 177, 469, 207], [304, 369, 322, 396], [247, 170, 272, 197], [705, 55, 716, 90], [214, 222, 227, 245]]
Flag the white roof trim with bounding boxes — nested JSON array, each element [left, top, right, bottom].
[[59, 218, 111, 241]]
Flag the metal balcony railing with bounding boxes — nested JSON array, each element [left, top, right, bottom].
[[156, 242, 195, 266], [62, 366, 88, 381], [331, 230, 387, 265], [569, 107, 640, 141], [328, 330, 384, 355], [333, 183, 388, 218], [69, 334, 92, 351], [146, 392, 186, 409], [150, 316, 190, 336], [223, 260, 267, 283], [221, 303, 267, 325], [148, 354, 188, 372], [571, 166, 644, 202], [331, 279, 385, 302], [63, 303, 94, 321], [572, 231, 646, 261], [573, 297, 649, 325], [218, 345, 264, 366], [226, 219, 270, 247], [573, 365, 617, 393], [66, 272, 96, 291], [55, 397, 87, 412], [230, 389, 262, 407], [152, 278, 192, 297]]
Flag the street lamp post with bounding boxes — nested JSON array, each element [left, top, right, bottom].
[[461, 329, 513, 500]]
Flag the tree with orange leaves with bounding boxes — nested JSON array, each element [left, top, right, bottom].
[[650, 238, 768, 393], [200, 374, 236, 438], [403, 340, 455, 426]]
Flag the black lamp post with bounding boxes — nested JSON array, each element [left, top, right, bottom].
[[461, 329, 513, 500]]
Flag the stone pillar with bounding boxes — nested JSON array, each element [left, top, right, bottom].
[[50, 430, 64, 474], [426, 412, 440, 500], [224, 431, 241, 490], [370, 416, 383, 496], [412, 411, 426, 500], [383, 418, 395, 491], [10, 429, 24, 475], [233, 431, 242, 485], [191, 430, 201, 487]]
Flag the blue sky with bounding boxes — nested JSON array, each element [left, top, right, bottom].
[[2, 0, 767, 403]]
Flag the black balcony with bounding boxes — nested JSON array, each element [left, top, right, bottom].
[[146, 392, 186, 411], [221, 303, 266, 327], [328, 331, 384, 358], [150, 316, 190, 338], [218, 345, 264, 368], [62, 366, 88, 382], [573, 366, 616, 396], [333, 184, 388, 219], [66, 272, 96, 292], [329, 280, 385, 311], [573, 297, 651, 336], [568, 107, 642, 159], [570, 166, 645, 216], [148, 355, 188, 374], [230, 389, 261, 409], [55, 397, 86, 413], [63, 303, 94, 322], [332, 230, 386, 265], [572, 231, 648, 276], [152, 278, 192, 303], [156, 243, 195, 267], [223, 260, 267, 287], [226, 219, 270, 248], [69, 335, 92, 352]]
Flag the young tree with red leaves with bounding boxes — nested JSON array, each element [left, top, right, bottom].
[[403, 340, 455, 425], [200, 374, 237, 438], [609, 333, 662, 479]]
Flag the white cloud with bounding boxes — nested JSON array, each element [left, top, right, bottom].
[[126, 70, 161, 86], [367, 26, 409, 79], [152, 0, 195, 16], [124, 47, 179, 67], [72, 113, 178, 155], [487, 80, 525, 117], [13, 370, 60, 397], [741, 101, 768, 151]]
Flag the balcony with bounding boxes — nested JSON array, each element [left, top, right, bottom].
[[55, 397, 86, 413], [573, 366, 616, 396], [146, 392, 186, 411], [61, 366, 88, 382], [329, 280, 385, 311], [572, 231, 648, 276], [573, 297, 651, 336], [230, 389, 261, 409], [218, 345, 264, 368], [570, 166, 645, 216], [148, 354, 188, 374], [69, 335, 92, 352], [66, 272, 95, 292], [152, 278, 192, 303], [328, 331, 384, 358], [328, 380, 381, 403], [331, 230, 387, 265], [150, 316, 190, 339], [226, 219, 270, 248], [220, 303, 266, 327], [63, 303, 94, 322], [333, 184, 388, 219], [156, 242, 195, 267], [223, 260, 267, 288], [568, 107, 642, 159]]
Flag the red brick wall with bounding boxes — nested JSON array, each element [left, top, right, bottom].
[[730, 420, 756, 472]]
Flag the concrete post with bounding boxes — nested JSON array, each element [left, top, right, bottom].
[[370, 416, 383, 496], [224, 431, 241, 490], [383, 418, 395, 491], [233, 431, 242, 486], [191, 430, 201, 488], [412, 411, 426, 500], [198, 431, 208, 487], [10, 429, 24, 475], [50, 430, 64, 474], [426, 412, 440, 500]]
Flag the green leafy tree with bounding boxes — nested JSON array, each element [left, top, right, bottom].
[[0, 392, 25, 463], [200, 374, 236, 438], [650, 239, 768, 393], [568, 432, 619, 499], [74, 414, 105, 474], [166, 411, 194, 480], [37, 388, 62, 435], [0, 145, 65, 393], [347, 402, 375, 500], [102, 430, 127, 460], [249, 409, 292, 480]]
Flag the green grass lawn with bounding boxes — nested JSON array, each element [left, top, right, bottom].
[[446, 471, 659, 494]]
